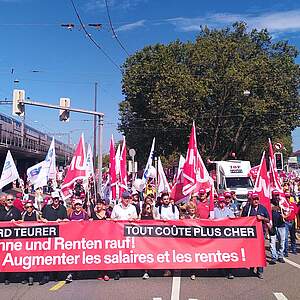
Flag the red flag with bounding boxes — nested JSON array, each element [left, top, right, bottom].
[[194, 150, 213, 193], [182, 122, 213, 197], [268, 138, 289, 210], [248, 165, 259, 183], [171, 170, 190, 204], [61, 134, 86, 199], [109, 135, 117, 200], [253, 151, 272, 220], [182, 122, 198, 195], [119, 136, 127, 196]]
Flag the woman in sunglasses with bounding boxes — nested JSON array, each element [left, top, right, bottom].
[[22, 200, 41, 222], [140, 203, 155, 280], [20, 200, 40, 286]]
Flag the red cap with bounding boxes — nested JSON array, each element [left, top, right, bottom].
[[16, 193, 22, 198], [199, 189, 206, 195], [285, 192, 290, 198], [252, 192, 259, 199], [25, 200, 33, 205], [224, 191, 231, 197], [218, 195, 225, 202], [272, 190, 280, 195]]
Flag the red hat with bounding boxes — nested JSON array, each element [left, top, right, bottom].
[[247, 191, 253, 198], [25, 199, 33, 205], [252, 192, 259, 199], [199, 189, 206, 195], [285, 192, 290, 198], [73, 198, 83, 206], [272, 190, 280, 195], [224, 191, 231, 198], [218, 195, 225, 202], [16, 193, 23, 198]]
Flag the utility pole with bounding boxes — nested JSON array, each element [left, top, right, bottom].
[[98, 115, 104, 196], [93, 82, 98, 173]]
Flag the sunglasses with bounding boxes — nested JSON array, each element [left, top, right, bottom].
[[6, 199, 13, 201], [25, 206, 33, 209]]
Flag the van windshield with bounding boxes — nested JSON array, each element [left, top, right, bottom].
[[225, 177, 253, 188]]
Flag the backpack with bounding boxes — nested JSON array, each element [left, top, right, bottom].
[[159, 204, 176, 215]]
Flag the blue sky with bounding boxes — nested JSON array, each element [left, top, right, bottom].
[[1, 0, 300, 153]]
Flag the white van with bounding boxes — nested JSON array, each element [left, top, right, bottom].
[[209, 160, 253, 203]]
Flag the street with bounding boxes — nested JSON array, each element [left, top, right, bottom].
[[1, 243, 299, 300]]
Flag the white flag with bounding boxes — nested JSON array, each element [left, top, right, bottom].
[[46, 137, 56, 180], [26, 161, 44, 186], [0, 150, 19, 189], [26, 138, 56, 188], [142, 137, 155, 184], [86, 144, 94, 177], [157, 157, 171, 195]]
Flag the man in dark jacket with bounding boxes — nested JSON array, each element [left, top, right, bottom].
[[241, 192, 270, 279], [0, 194, 22, 285], [0, 194, 22, 222]]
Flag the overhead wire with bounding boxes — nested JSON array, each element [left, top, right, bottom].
[[69, 0, 122, 73], [104, 0, 130, 57]]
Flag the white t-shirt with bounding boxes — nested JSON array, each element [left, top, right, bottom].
[[111, 203, 138, 220], [158, 204, 179, 220]]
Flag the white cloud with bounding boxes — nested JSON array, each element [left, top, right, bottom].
[[115, 20, 145, 32], [85, 0, 147, 12], [166, 10, 300, 34]]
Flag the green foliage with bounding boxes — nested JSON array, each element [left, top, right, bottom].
[[119, 22, 300, 166]]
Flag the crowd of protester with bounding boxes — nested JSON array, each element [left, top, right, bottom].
[[0, 176, 299, 285]]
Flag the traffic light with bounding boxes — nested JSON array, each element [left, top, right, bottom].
[[275, 152, 283, 170], [12, 89, 25, 116], [59, 97, 70, 122]]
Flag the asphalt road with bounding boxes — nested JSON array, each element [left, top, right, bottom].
[[1, 242, 299, 300]]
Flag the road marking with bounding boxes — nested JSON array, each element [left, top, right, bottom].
[[171, 274, 181, 300], [153, 298, 162, 300], [188, 299, 199, 300], [273, 292, 288, 300], [285, 258, 300, 269], [49, 281, 65, 291]]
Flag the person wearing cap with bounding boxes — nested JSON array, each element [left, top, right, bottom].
[[283, 192, 299, 256], [224, 192, 239, 217], [213, 195, 235, 279], [91, 199, 109, 221], [64, 199, 88, 284], [241, 192, 270, 279], [69, 199, 89, 221], [214, 195, 235, 219], [196, 189, 210, 219], [269, 194, 286, 264], [111, 191, 138, 221], [42, 191, 68, 222], [40, 191, 68, 285]]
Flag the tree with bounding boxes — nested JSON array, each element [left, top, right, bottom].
[[119, 22, 300, 165]]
